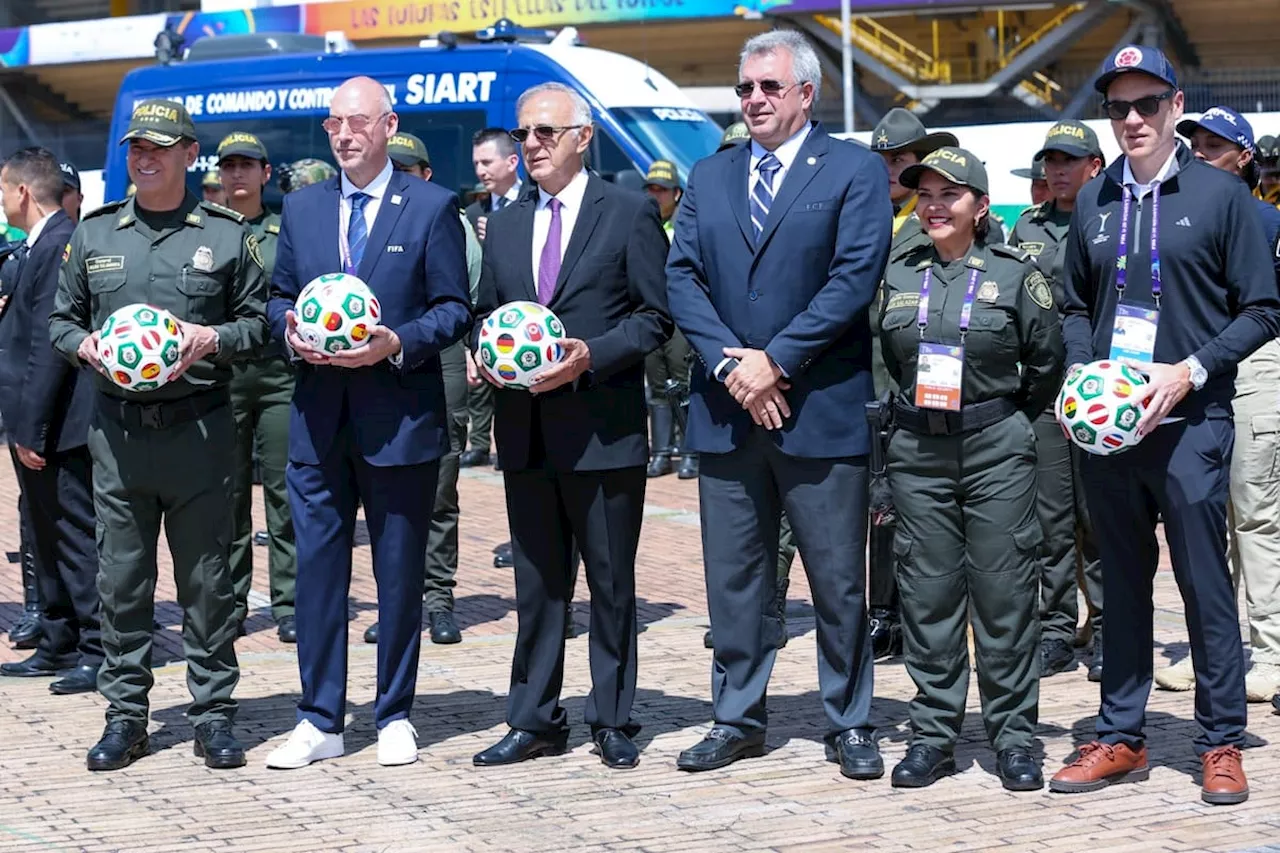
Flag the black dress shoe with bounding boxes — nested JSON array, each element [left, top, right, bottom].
[[676, 726, 766, 771], [996, 748, 1043, 791], [277, 615, 297, 644], [236, 620, 247, 638], [677, 454, 699, 480], [493, 542, 514, 569], [87, 720, 150, 771], [473, 728, 569, 766], [824, 729, 884, 780], [459, 449, 490, 468], [9, 610, 41, 649], [364, 622, 379, 644], [50, 664, 99, 695], [429, 610, 461, 645], [646, 453, 673, 478], [891, 744, 956, 788], [1087, 627, 1103, 683], [193, 720, 246, 769], [703, 629, 714, 649], [1040, 638, 1077, 676], [868, 608, 902, 659], [593, 728, 640, 769], [0, 651, 77, 677]]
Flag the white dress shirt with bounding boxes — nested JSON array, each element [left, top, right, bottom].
[[531, 170, 589, 289], [339, 157, 393, 267], [491, 181, 522, 212], [24, 210, 57, 248], [1121, 147, 1180, 200]]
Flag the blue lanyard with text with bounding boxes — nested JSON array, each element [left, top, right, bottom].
[[1115, 183, 1162, 306], [918, 266, 981, 340]]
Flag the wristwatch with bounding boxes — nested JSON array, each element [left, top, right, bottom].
[[1182, 355, 1207, 391]]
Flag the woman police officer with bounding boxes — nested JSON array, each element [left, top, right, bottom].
[[877, 147, 1064, 791]]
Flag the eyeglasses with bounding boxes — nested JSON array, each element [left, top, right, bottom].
[[321, 112, 389, 135], [1102, 90, 1175, 121], [509, 125, 584, 144], [734, 79, 797, 99]]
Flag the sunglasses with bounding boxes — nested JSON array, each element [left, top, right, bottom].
[[734, 79, 797, 99], [321, 112, 388, 135], [1102, 89, 1175, 121], [509, 124, 584, 144]]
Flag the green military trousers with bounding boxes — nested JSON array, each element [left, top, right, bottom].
[[425, 341, 469, 612], [888, 411, 1042, 753], [229, 357, 296, 623], [88, 399, 240, 726]]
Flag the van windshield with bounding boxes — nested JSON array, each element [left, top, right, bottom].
[[611, 107, 724, 181]]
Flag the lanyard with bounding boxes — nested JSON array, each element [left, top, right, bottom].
[[893, 195, 917, 238], [1116, 183, 1162, 304], [917, 265, 981, 339]]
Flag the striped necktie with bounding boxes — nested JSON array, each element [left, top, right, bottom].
[[345, 192, 369, 275], [750, 153, 781, 241]]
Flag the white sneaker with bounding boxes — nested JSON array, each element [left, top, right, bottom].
[[265, 720, 344, 769], [377, 719, 419, 766], [1247, 662, 1280, 703], [1154, 657, 1196, 692]]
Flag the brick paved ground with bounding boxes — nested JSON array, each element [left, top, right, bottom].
[[1, 461, 1278, 852]]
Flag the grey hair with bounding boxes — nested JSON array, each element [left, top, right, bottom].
[[739, 30, 822, 103], [516, 82, 593, 130]]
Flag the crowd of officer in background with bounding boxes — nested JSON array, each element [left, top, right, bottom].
[[0, 31, 1279, 803]]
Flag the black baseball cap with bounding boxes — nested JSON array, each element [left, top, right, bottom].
[[1034, 121, 1104, 161], [59, 161, 80, 192], [1094, 44, 1178, 95], [900, 147, 988, 195]]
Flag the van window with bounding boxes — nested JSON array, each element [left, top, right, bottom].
[[587, 125, 634, 181], [187, 109, 487, 210]]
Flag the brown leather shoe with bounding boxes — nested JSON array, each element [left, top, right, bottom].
[[1201, 745, 1248, 805], [1049, 741, 1149, 793]]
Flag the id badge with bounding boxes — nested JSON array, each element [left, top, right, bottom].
[[915, 342, 964, 411], [1109, 303, 1160, 364]]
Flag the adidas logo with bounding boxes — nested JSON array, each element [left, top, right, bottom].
[[1175, 216, 1191, 227]]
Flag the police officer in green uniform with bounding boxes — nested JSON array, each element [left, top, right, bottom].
[[642, 159, 696, 479], [1257, 135, 1280, 206], [49, 99, 268, 771], [1010, 121, 1106, 681], [362, 131, 482, 646], [215, 131, 298, 645], [201, 169, 227, 206], [1011, 158, 1052, 207], [878, 147, 1063, 791]]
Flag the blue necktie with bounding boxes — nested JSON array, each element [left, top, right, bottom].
[[346, 191, 370, 274], [750, 153, 781, 242]]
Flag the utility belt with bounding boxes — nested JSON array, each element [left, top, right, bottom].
[[98, 387, 230, 431], [893, 397, 1017, 437]]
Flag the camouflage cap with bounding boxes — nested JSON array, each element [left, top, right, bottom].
[[201, 171, 222, 189], [388, 132, 430, 167], [119, 99, 197, 147], [217, 131, 269, 163], [718, 121, 750, 152], [900, 146, 989, 195], [283, 158, 337, 192], [643, 159, 680, 189]]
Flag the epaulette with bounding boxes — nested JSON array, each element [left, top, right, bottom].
[[989, 242, 1032, 262], [82, 198, 127, 221], [199, 201, 246, 223], [264, 223, 280, 235], [1021, 200, 1050, 222]]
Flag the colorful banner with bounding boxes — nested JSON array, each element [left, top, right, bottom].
[[167, 7, 305, 42], [0, 27, 28, 68]]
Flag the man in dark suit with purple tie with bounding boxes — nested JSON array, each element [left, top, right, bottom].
[[468, 82, 672, 770], [264, 76, 472, 770], [667, 31, 893, 777]]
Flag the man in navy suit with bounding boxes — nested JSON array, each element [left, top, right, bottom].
[[668, 31, 893, 776], [0, 147, 100, 695], [263, 76, 472, 769]]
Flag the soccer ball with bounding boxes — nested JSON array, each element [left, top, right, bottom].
[[294, 272, 381, 354], [97, 303, 184, 392], [476, 301, 567, 388], [1055, 359, 1150, 456]]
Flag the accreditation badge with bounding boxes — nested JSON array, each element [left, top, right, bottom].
[[914, 342, 964, 411], [1108, 303, 1159, 364]]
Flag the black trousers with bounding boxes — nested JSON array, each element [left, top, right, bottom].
[[1082, 416, 1244, 755], [12, 443, 102, 666], [504, 463, 645, 735]]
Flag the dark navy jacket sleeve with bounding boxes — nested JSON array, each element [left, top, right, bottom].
[[1191, 181, 1280, 378], [764, 153, 893, 375], [267, 191, 299, 346], [14, 218, 74, 452]]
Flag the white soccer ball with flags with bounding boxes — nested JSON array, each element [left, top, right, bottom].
[[294, 272, 381, 354], [97, 303, 184, 391], [476, 300, 567, 389], [1055, 359, 1151, 456]]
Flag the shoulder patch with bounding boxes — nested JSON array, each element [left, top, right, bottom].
[[246, 233, 264, 270], [1025, 270, 1053, 311], [886, 292, 921, 311], [1018, 240, 1046, 257], [62, 242, 71, 263], [990, 242, 1031, 262], [265, 223, 280, 235], [200, 201, 245, 223], [82, 199, 126, 221]]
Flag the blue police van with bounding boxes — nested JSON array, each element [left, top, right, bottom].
[[102, 22, 724, 206]]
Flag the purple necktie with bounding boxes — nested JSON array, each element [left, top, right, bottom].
[[537, 198, 562, 305]]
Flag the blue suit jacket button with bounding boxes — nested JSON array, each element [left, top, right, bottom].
[[748, 291, 759, 301]]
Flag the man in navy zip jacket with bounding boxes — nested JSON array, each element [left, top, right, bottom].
[[1049, 46, 1280, 806]]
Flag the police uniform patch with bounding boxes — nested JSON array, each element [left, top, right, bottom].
[[886, 292, 921, 311], [62, 243, 71, 263], [192, 246, 214, 273], [86, 255, 125, 274], [1025, 270, 1053, 310], [1019, 241, 1046, 257], [977, 280, 999, 303], [246, 233, 264, 269]]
